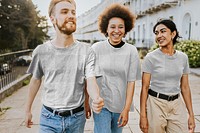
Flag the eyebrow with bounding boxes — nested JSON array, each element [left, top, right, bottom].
[[60, 8, 75, 11], [155, 27, 167, 32]]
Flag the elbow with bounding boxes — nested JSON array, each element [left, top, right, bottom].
[[180, 85, 190, 94]]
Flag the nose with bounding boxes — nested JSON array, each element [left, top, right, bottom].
[[68, 11, 75, 19], [156, 32, 162, 38], [114, 27, 119, 32]]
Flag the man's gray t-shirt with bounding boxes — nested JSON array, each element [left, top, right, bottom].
[[27, 40, 95, 110], [142, 48, 190, 94], [92, 40, 141, 113]]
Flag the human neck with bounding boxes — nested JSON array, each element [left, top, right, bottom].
[[159, 45, 175, 56], [53, 34, 75, 48]]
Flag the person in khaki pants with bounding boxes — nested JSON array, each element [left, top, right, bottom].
[[140, 19, 195, 133]]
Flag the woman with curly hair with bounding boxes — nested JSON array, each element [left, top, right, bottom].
[[90, 3, 141, 133]]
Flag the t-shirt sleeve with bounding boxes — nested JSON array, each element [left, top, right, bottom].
[[85, 47, 95, 78], [128, 48, 141, 81], [142, 54, 153, 74], [91, 44, 102, 77], [183, 54, 190, 74], [27, 46, 44, 79]]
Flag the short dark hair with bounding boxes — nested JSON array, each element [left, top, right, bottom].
[[98, 3, 136, 37], [153, 19, 180, 44]]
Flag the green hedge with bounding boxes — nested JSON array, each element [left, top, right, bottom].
[[175, 40, 200, 68], [149, 40, 200, 68]]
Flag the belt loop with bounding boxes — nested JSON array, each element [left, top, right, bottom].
[[156, 92, 159, 98], [70, 110, 73, 116], [53, 110, 56, 116]]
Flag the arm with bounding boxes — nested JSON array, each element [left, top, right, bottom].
[[86, 77, 104, 113], [180, 74, 195, 132], [118, 81, 135, 127], [140, 72, 151, 133], [84, 81, 91, 119], [25, 77, 41, 128]]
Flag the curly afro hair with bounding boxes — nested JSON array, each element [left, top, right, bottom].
[[98, 3, 136, 37]]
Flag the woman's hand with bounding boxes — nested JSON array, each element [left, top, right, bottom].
[[140, 116, 148, 133], [84, 101, 91, 119], [188, 115, 195, 133], [118, 109, 129, 127]]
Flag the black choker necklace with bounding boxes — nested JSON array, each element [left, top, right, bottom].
[[108, 40, 125, 48]]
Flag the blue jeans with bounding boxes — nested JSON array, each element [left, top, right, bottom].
[[93, 108, 123, 133], [39, 105, 86, 133]]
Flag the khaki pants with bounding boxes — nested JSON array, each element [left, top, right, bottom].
[[147, 95, 188, 133]]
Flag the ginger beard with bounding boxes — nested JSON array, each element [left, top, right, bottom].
[[55, 19, 76, 35]]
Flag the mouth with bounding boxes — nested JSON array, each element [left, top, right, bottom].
[[157, 39, 164, 44], [67, 21, 74, 24], [112, 34, 122, 38], [65, 21, 76, 28]]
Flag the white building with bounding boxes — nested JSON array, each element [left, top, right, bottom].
[[75, 0, 200, 48]]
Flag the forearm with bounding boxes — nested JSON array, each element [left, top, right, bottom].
[[140, 73, 151, 118], [86, 77, 100, 100], [84, 84, 90, 107], [124, 82, 135, 111], [181, 87, 194, 116], [140, 86, 149, 118], [180, 74, 194, 117], [26, 77, 41, 113]]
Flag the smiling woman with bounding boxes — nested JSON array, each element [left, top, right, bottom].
[[87, 3, 141, 133]]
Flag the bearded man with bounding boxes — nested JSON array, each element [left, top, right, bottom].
[[24, 0, 104, 132]]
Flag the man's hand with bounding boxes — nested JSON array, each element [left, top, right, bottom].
[[91, 97, 104, 114], [25, 112, 33, 128]]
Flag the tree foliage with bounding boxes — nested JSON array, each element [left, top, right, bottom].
[[0, 0, 49, 52]]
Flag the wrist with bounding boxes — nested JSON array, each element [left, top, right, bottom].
[[140, 114, 147, 118], [123, 108, 130, 112], [189, 114, 195, 117]]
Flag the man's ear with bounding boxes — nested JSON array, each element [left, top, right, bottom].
[[50, 15, 56, 24]]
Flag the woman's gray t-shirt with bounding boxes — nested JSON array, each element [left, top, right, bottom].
[[142, 48, 190, 94], [92, 40, 141, 113]]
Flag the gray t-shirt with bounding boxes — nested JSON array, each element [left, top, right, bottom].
[[142, 48, 190, 94], [27, 40, 95, 110], [92, 40, 141, 113]]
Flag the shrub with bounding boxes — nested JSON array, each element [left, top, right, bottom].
[[149, 43, 159, 52], [149, 40, 200, 68], [175, 40, 200, 68], [138, 49, 148, 59]]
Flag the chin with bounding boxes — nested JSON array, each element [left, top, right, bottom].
[[158, 43, 167, 47]]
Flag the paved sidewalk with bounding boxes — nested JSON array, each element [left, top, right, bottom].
[[0, 73, 200, 133]]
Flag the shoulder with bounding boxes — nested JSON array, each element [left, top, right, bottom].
[[176, 50, 188, 60], [76, 40, 91, 47], [125, 42, 138, 51], [75, 40, 93, 52], [91, 40, 107, 49], [147, 48, 159, 56], [75, 40, 91, 48], [33, 41, 50, 55], [75, 41, 96, 56], [176, 50, 187, 57], [144, 48, 160, 61]]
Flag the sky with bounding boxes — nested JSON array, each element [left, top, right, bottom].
[[32, 0, 101, 25]]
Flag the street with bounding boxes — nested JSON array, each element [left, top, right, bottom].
[[0, 73, 199, 133]]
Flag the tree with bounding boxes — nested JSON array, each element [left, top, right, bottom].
[[0, 0, 49, 52]]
